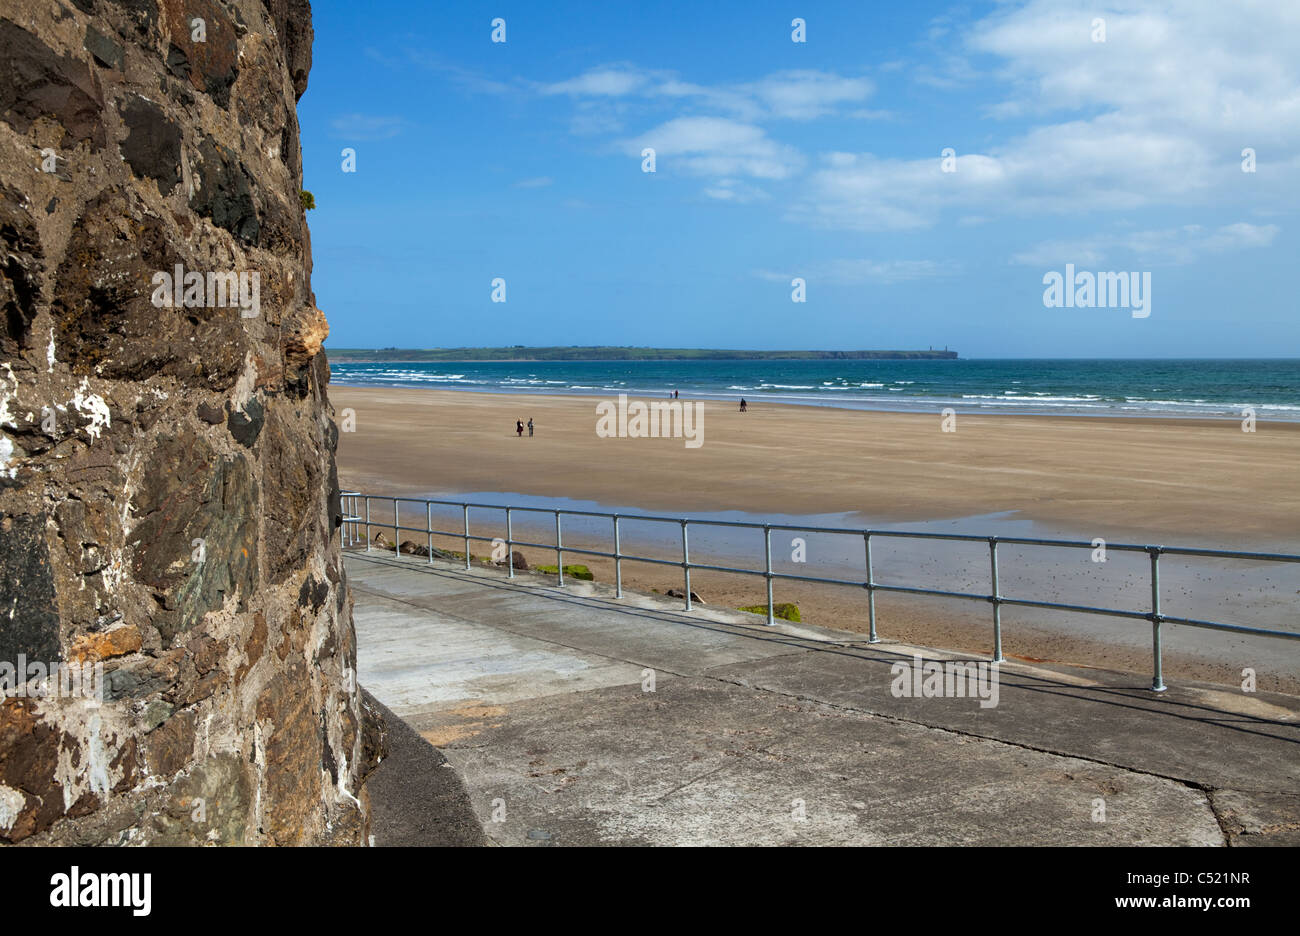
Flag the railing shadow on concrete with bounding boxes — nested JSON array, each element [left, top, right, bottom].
[[339, 491, 1300, 693], [345, 551, 1300, 748]]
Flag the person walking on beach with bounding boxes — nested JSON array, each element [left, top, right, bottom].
[[516, 419, 524, 437], [527, 418, 534, 437], [739, 398, 747, 412]]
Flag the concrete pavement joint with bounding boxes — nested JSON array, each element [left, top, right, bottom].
[[361, 569, 1228, 815], [348, 552, 1298, 845], [351, 556, 1295, 796], [358, 575, 1282, 809]]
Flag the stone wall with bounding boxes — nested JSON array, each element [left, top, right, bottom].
[[0, 0, 369, 844]]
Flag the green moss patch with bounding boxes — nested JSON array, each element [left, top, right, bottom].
[[534, 564, 594, 580], [738, 602, 800, 622]]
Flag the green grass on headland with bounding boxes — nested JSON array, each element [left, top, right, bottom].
[[327, 346, 957, 362]]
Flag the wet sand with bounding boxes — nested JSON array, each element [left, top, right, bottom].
[[332, 386, 1300, 692], [331, 386, 1299, 544]]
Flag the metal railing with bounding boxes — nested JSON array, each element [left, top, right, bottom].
[[338, 491, 1300, 692]]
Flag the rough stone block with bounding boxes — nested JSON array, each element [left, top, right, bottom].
[[0, 513, 61, 665]]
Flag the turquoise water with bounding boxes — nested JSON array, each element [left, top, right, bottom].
[[329, 358, 1300, 420]]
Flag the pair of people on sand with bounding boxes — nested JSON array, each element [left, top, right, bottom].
[[516, 418, 533, 437]]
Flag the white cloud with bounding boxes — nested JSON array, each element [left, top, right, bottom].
[[1203, 221, 1282, 251], [757, 259, 953, 285], [912, 56, 979, 90], [541, 68, 650, 97], [702, 179, 769, 202], [627, 117, 804, 181], [970, 0, 1300, 141], [566, 102, 629, 137], [791, 151, 1004, 231], [368, 47, 513, 95], [793, 0, 1300, 230], [740, 71, 874, 120], [1010, 222, 1281, 266], [540, 66, 873, 122], [499, 3, 1299, 240], [329, 113, 406, 140]]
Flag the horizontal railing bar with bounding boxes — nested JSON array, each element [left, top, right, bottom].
[[1157, 615, 1300, 640], [344, 491, 1300, 658], [501, 539, 560, 552], [542, 544, 616, 561], [686, 561, 765, 577], [771, 570, 870, 588], [988, 536, 1300, 562], [348, 491, 1300, 565], [362, 538, 1300, 640], [1155, 546, 1300, 563], [870, 583, 990, 602], [997, 596, 1151, 620], [612, 555, 681, 569], [364, 534, 1299, 610]]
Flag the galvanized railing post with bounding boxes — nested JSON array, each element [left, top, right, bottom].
[[340, 489, 1300, 695], [1150, 546, 1166, 692], [505, 507, 514, 579], [865, 532, 879, 643], [613, 515, 622, 598], [463, 504, 471, 570], [681, 520, 692, 611], [764, 524, 774, 625], [555, 511, 564, 587], [989, 537, 1004, 662]]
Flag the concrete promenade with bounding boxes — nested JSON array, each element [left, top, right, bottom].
[[349, 550, 1300, 846]]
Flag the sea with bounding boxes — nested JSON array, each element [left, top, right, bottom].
[[329, 358, 1300, 421]]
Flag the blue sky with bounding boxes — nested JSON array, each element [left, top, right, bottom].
[[300, 0, 1299, 357]]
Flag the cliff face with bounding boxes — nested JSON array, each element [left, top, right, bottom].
[[0, 0, 368, 844]]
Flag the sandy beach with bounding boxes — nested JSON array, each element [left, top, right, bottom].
[[333, 386, 1299, 542], [332, 385, 1300, 690]]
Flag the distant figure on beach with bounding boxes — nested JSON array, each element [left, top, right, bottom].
[[674, 390, 679, 399], [527, 418, 534, 437], [739, 398, 747, 412], [516, 419, 523, 437]]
